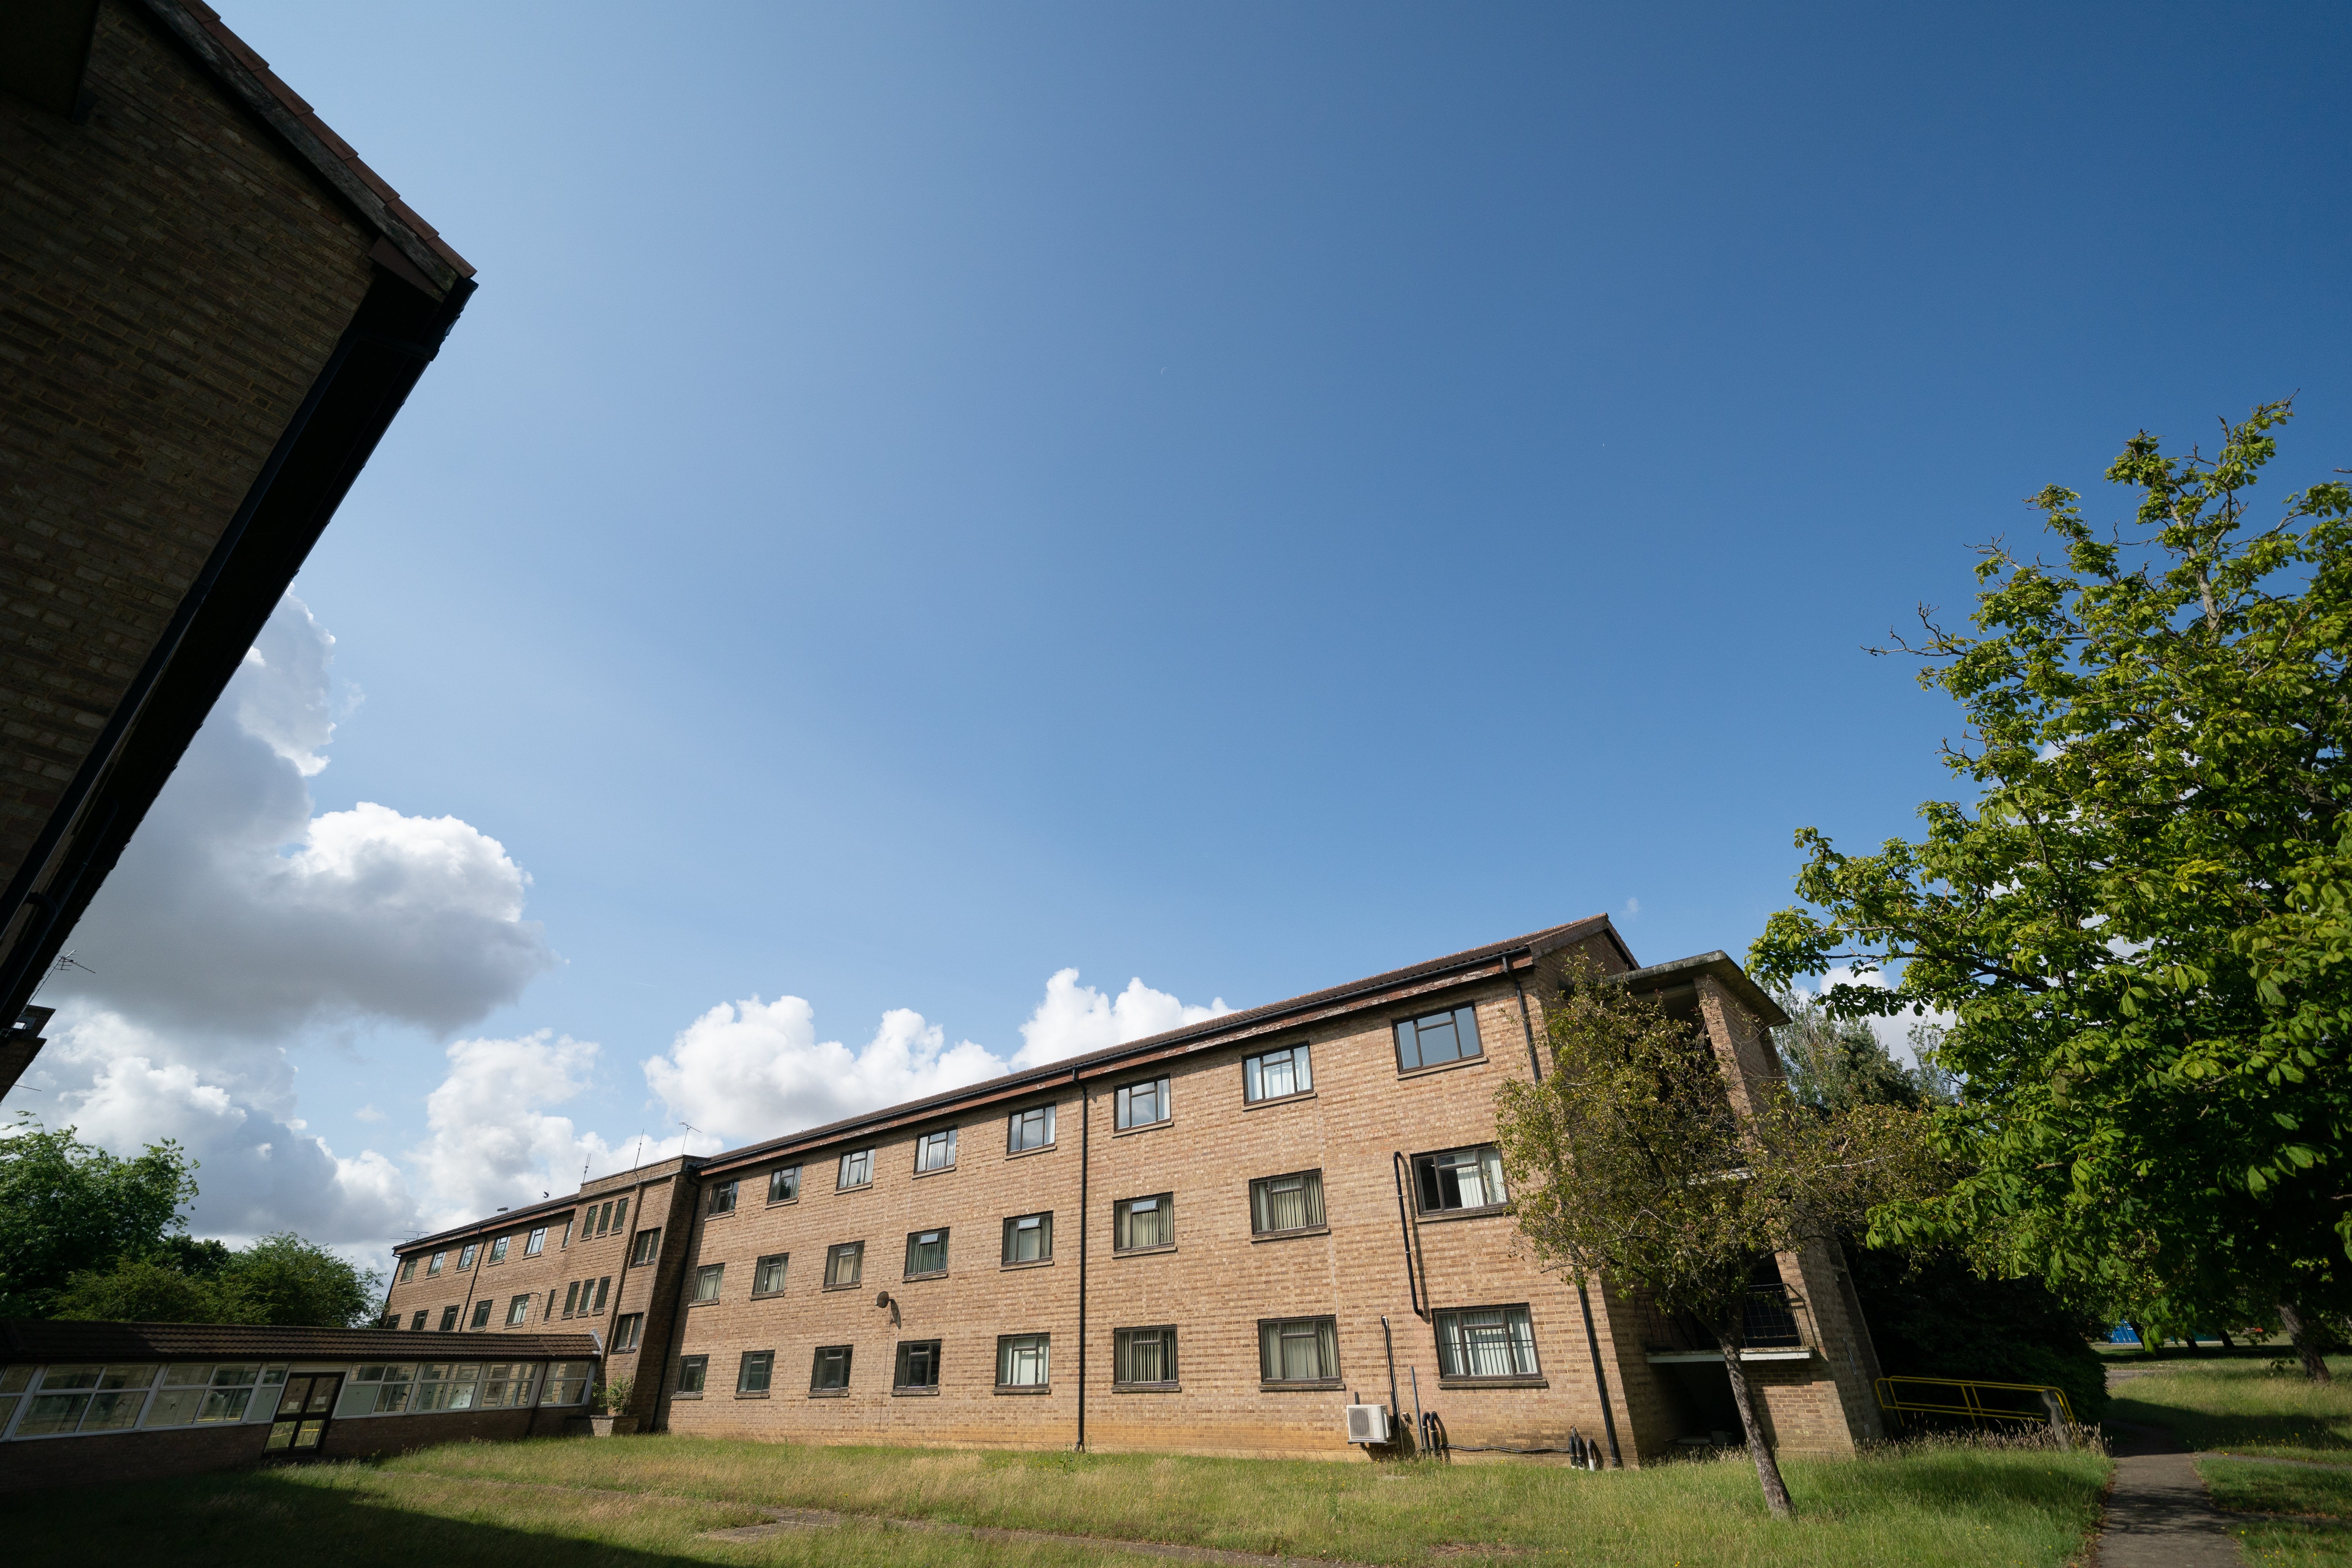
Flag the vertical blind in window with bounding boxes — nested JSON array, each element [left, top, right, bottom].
[[905, 1229, 949, 1275], [1002, 1212, 1052, 1263], [1434, 1307, 1540, 1378], [825, 1242, 864, 1287], [1114, 1327, 1177, 1385], [1243, 1045, 1312, 1102], [1393, 1007, 1484, 1071], [1249, 1170, 1327, 1234], [1258, 1318, 1340, 1383], [1114, 1194, 1173, 1250], [692, 1264, 724, 1302]]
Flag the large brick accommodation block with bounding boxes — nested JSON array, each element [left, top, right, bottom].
[[394, 918, 1889, 1463], [0, 0, 474, 1088]]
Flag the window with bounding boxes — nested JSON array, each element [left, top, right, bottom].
[[1114, 1327, 1178, 1387], [1249, 1170, 1327, 1235], [331, 1363, 416, 1418], [458, 1243, 479, 1270], [525, 1227, 548, 1257], [838, 1148, 874, 1189], [1414, 1146, 1509, 1213], [1259, 1317, 1341, 1384], [738, 1351, 774, 1394], [543, 1360, 593, 1405], [895, 1339, 942, 1390], [140, 1365, 276, 1428], [398, 1256, 417, 1283], [15, 1364, 160, 1436], [1007, 1104, 1054, 1152], [469, 1299, 493, 1330], [811, 1345, 853, 1392], [477, 1363, 537, 1408], [381, 1313, 399, 1330], [563, 1281, 581, 1317], [768, 1166, 801, 1204], [1114, 1193, 1174, 1251], [506, 1294, 531, 1327], [677, 1356, 708, 1396], [630, 1227, 661, 1266], [752, 1253, 789, 1295], [1114, 1077, 1170, 1129], [413, 1362, 482, 1412], [488, 1235, 509, 1265], [1002, 1211, 1053, 1265], [915, 1128, 957, 1172], [707, 1180, 739, 1216], [824, 1241, 864, 1288], [593, 1201, 612, 1235], [591, 1276, 611, 1314], [438, 1306, 459, 1332], [996, 1334, 1049, 1388], [410, 1310, 428, 1331], [427, 1251, 446, 1278], [1434, 1307, 1540, 1379], [1394, 1005, 1484, 1071], [614, 1314, 644, 1353], [692, 1263, 724, 1303], [612, 1197, 629, 1233], [904, 1229, 949, 1277], [1243, 1044, 1312, 1103]]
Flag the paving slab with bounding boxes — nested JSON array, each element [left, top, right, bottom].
[[2097, 1421, 2241, 1568]]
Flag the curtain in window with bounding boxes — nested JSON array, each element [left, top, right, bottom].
[[1116, 1328, 1176, 1383], [1260, 1318, 1338, 1381], [1250, 1171, 1326, 1233], [1436, 1308, 1537, 1377], [1117, 1196, 1172, 1249]]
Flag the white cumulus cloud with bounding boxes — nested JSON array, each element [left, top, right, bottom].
[[1013, 969, 1230, 1069]]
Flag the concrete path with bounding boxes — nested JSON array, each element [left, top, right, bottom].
[[2096, 1421, 2242, 1566]]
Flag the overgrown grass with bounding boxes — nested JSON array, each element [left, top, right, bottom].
[[2106, 1355, 2352, 1461], [2198, 1458, 2352, 1567]]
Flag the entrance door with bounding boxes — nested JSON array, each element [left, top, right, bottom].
[[264, 1373, 342, 1455]]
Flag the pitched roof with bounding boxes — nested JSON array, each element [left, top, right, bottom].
[[694, 914, 1627, 1177], [138, 0, 474, 293], [0, 1319, 600, 1364]]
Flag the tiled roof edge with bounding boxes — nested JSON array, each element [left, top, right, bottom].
[[138, 0, 474, 290]]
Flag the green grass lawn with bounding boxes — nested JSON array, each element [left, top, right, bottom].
[[0, 1433, 2110, 1568], [2199, 1460, 2352, 1566], [2107, 1354, 2352, 1461]]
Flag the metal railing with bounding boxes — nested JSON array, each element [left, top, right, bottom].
[[1874, 1375, 2075, 1432]]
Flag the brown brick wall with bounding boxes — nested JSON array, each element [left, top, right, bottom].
[[0, 0, 376, 886]]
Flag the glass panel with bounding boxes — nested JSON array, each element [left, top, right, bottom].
[[1455, 1007, 1483, 1057], [678, 1357, 707, 1394], [35, 1366, 102, 1391], [839, 1150, 873, 1187], [144, 1387, 205, 1427], [195, 1388, 252, 1422], [1009, 1106, 1054, 1151], [1004, 1212, 1050, 1263], [906, 1230, 947, 1274], [1262, 1319, 1337, 1381], [740, 1352, 773, 1393], [769, 1167, 800, 1203], [897, 1341, 940, 1388], [1116, 1329, 1174, 1384], [998, 1336, 1047, 1387], [695, 1264, 724, 1301], [1117, 1195, 1171, 1249], [812, 1347, 851, 1390], [1394, 1021, 1421, 1071], [755, 1254, 788, 1294]]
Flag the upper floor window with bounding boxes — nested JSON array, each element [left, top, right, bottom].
[[915, 1129, 957, 1173], [707, 1180, 739, 1216], [1249, 1170, 1327, 1235], [768, 1166, 801, 1204], [469, 1299, 493, 1329], [525, 1227, 548, 1256], [426, 1252, 446, 1278], [1414, 1145, 1508, 1213], [692, 1263, 724, 1303], [630, 1227, 661, 1267], [1394, 1005, 1483, 1072], [825, 1241, 865, 1288], [1243, 1044, 1312, 1103], [613, 1312, 644, 1352], [488, 1236, 509, 1265], [904, 1229, 949, 1278], [457, 1243, 479, 1270], [1115, 1077, 1170, 1130], [1008, 1105, 1054, 1152], [753, 1253, 788, 1296], [398, 1256, 417, 1283], [437, 1305, 459, 1332], [505, 1294, 531, 1327], [1114, 1193, 1174, 1252], [1002, 1211, 1052, 1265], [1434, 1306, 1540, 1379], [838, 1149, 874, 1190]]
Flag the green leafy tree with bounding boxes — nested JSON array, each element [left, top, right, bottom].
[[1751, 402, 2352, 1380], [218, 1232, 379, 1327], [51, 1257, 256, 1324], [1494, 969, 1936, 1518], [1772, 989, 1951, 1111], [0, 1117, 197, 1317]]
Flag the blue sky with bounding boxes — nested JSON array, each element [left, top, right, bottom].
[[14, 1, 2349, 1255]]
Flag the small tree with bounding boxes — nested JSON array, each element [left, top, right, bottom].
[[1495, 970, 1935, 1518]]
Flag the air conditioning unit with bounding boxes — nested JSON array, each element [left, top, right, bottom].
[[1344, 1404, 1390, 1445]]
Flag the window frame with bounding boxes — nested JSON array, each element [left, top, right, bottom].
[[505, 1294, 532, 1327], [613, 1313, 644, 1352], [691, 1263, 724, 1305], [995, 1333, 1050, 1392], [1112, 1326, 1179, 1389], [525, 1227, 548, 1256], [768, 1165, 802, 1205], [1113, 1076, 1171, 1131], [751, 1252, 789, 1297], [426, 1251, 445, 1278], [894, 1339, 943, 1392], [1247, 1168, 1329, 1237], [398, 1256, 417, 1283], [1001, 1211, 1053, 1267], [458, 1242, 479, 1270], [824, 1241, 865, 1290], [1393, 1005, 1486, 1074], [1242, 1044, 1314, 1104], [903, 1228, 950, 1279], [737, 1350, 774, 1396], [488, 1235, 509, 1265], [1007, 1104, 1055, 1154], [706, 1180, 739, 1216], [1112, 1192, 1175, 1253], [676, 1355, 708, 1397], [437, 1305, 459, 1332], [810, 1344, 853, 1394], [1257, 1315, 1343, 1388], [838, 1148, 875, 1190], [913, 1128, 957, 1174], [468, 1299, 493, 1330], [1432, 1304, 1544, 1384], [630, 1227, 662, 1267], [1412, 1144, 1511, 1216]]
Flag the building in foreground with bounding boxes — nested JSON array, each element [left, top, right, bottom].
[[0, 0, 473, 1091], [384, 917, 1889, 1464], [0, 1320, 596, 1491]]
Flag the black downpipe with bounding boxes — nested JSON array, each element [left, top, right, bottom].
[[1510, 951, 1541, 1081], [1381, 1315, 1402, 1445], [1578, 1281, 1625, 1468], [1392, 1152, 1430, 1319], [1076, 1071, 1089, 1451]]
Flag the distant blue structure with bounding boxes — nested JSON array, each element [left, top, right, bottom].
[[2109, 1323, 2142, 1344]]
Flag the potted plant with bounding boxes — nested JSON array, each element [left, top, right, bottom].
[[577, 1375, 636, 1436]]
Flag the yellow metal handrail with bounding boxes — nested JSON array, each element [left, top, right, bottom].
[[1874, 1375, 2076, 1428]]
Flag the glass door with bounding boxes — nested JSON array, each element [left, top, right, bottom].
[[264, 1372, 343, 1455]]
